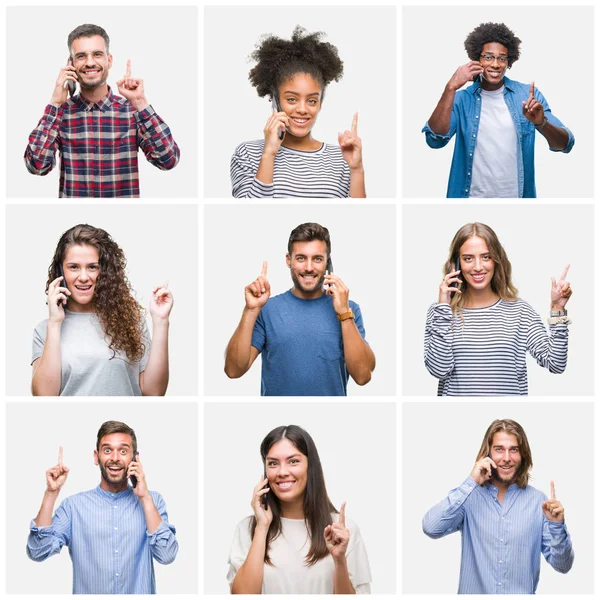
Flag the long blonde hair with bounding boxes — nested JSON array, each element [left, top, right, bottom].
[[444, 222, 518, 313]]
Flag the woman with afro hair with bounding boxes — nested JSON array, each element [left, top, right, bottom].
[[231, 26, 365, 198], [32, 224, 173, 396], [423, 22, 573, 198]]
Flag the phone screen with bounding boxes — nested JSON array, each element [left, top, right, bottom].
[[67, 57, 77, 97], [129, 451, 139, 488], [270, 92, 286, 141]]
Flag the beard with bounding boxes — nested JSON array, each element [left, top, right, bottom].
[[99, 460, 128, 485], [290, 269, 325, 294], [78, 68, 109, 90], [492, 463, 521, 485]]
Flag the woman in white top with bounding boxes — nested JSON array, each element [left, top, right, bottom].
[[424, 222, 572, 396], [228, 425, 371, 594], [230, 26, 366, 199], [32, 224, 173, 396]]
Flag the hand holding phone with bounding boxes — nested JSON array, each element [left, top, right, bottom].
[[67, 57, 77, 97], [270, 93, 287, 141], [449, 256, 461, 294], [261, 469, 268, 508], [323, 257, 334, 290], [57, 264, 68, 307], [129, 451, 139, 488]]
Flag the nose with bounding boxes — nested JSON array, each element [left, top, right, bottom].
[[278, 463, 289, 477], [474, 257, 483, 271], [502, 449, 510, 462], [296, 101, 308, 114], [305, 258, 314, 272], [78, 269, 90, 282]]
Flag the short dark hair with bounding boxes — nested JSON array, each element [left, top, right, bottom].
[[68, 24, 110, 54], [96, 420, 137, 454], [464, 22, 521, 68], [287, 222, 331, 257]]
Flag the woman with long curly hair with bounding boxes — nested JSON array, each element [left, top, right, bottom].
[[424, 222, 572, 396], [227, 425, 371, 594], [231, 26, 365, 198], [32, 224, 173, 396]]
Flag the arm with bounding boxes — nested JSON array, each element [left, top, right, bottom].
[[424, 304, 455, 379], [231, 525, 268, 594], [541, 481, 573, 573], [140, 285, 173, 396], [333, 559, 356, 594], [340, 311, 375, 386], [339, 113, 366, 198], [24, 107, 62, 176]]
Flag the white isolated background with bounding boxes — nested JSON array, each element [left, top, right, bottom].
[[204, 203, 396, 396], [402, 5, 593, 198], [402, 203, 594, 396], [5, 401, 198, 594], [402, 402, 594, 594], [203, 6, 396, 198], [5, 204, 198, 396], [203, 401, 396, 594], [6, 6, 198, 198]]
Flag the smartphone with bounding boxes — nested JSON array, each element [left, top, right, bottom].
[[324, 257, 334, 291], [449, 256, 460, 294], [57, 264, 67, 307], [67, 57, 77, 97], [270, 92, 286, 141], [129, 451, 139, 488], [488, 453, 498, 480], [261, 468, 268, 509]]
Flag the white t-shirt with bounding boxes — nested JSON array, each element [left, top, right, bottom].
[[227, 514, 372, 594], [470, 86, 519, 198]]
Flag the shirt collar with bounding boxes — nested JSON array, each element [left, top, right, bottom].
[[76, 86, 117, 112], [95, 483, 134, 500], [484, 481, 520, 499], [470, 75, 515, 95]]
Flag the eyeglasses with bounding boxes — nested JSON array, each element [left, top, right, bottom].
[[71, 51, 107, 63], [480, 53, 508, 65]]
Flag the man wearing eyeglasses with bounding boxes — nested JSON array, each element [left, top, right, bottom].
[[422, 22, 573, 198], [24, 24, 180, 198]]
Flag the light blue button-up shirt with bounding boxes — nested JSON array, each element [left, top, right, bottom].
[[27, 485, 178, 594], [422, 76, 574, 198], [423, 477, 574, 594]]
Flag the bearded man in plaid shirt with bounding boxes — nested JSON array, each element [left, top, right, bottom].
[[25, 24, 180, 198]]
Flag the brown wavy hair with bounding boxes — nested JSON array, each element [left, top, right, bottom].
[[444, 222, 518, 313], [250, 425, 337, 566], [45, 224, 145, 362], [476, 419, 533, 488]]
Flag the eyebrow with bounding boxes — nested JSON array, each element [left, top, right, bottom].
[[294, 254, 324, 259], [493, 445, 519, 450], [101, 443, 130, 449], [266, 454, 302, 461], [65, 262, 99, 266], [282, 91, 320, 97]]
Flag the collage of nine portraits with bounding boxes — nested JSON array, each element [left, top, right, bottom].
[[2, 2, 596, 597]]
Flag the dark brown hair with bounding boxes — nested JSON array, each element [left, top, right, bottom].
[[250, 425, 337, 566], [96, 420, 137, 454], [68, 24, 110, 54], [46, 224, 145, 362], [287, 222, 331, 257], [476, 419, 533, 488]]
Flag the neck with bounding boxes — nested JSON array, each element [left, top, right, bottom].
[[281, 132, 321, 152], [81, 84, 109, 104], [280, 497, 304, 520], [463, 287, 499, 308], [66, 300, 96, 314], [99, 478, 128, 493], [480, 76, 504, 92], [290, 286, 325, 300]]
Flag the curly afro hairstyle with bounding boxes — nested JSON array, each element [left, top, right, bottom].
[[464, 22, 522, 68], [248, 26, 343, 102], [46, 224, 146, 362]]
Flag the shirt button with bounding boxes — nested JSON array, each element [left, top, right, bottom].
[[502, 517, 505, 520], [499, 560, 503, 564], [114, 505, 117, 509], [115, 549, 119, 553], [468, 172, 471, 176], [114, 527, 118, 531], [473, 134, 476, 138], [498, 582, 502, 586], [116, 573, 120, 577], [469, 153, 473, 157], [500, 538, 504, 542], [476, 115, 479, 118]]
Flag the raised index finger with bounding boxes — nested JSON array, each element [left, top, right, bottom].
[[261, 261, 268, 278], [550, 480, 556, 500], [339, 501, 346, 526], [559, 264, 570, 281], [351, 112, 358, 134], [529, 81, 535, 98], [58, 446, 63, 467], [126, 59, 132, 78]]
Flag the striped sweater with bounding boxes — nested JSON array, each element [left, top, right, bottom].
[[424, 299, 568, 396], [230, 140, 350, 198]]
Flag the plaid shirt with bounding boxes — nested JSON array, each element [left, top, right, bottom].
[[25, 87, 179, 197]]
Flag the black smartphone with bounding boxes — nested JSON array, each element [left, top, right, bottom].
[[129, 451, 139, 488], [271, 92, 286, 141], [57, 264, 67, 307], [449, 256, 461, 294], [67, 57, 77, 97], [261, 468, 268, 508], [324, 256, 334, 291], [488, 453, 497, 479]]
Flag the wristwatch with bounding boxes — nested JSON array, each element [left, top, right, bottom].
[[550, 309, 567, 317], [535, 116, 548, 130], [337, 309, 354, 322]]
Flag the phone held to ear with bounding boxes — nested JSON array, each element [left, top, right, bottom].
[[130, 451, 139, 488], [271, 93, 286, 141], [261, 469, 268, 508], [67, 57, 77, 97], [324, 257, 334, 291], [58, 264, 67, 307], [449, 256, 460, 294]]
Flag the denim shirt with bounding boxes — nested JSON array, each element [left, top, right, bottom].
[[422, 76, 574, 198]]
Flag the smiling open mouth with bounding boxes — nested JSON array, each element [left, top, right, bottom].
[[276, 480, 295, 490], [291, 117, 309, 125]]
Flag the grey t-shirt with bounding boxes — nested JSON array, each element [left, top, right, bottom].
[[32, 311, 151, 396]]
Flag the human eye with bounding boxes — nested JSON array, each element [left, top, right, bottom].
[[285, 97, 296, 104], [498, 56, 507, 63], [89, 265, 99, 270], [510, 448, 519, 454], [289, 458, 299, 464], [94, 51, 104, 58], [464, 256, 473, 262], [103, 447, 111, 453], [74, 53, 85, 60], [267, 460, 277, 467]]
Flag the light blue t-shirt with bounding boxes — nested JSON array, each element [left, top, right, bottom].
[[251, 290, 366, 396]]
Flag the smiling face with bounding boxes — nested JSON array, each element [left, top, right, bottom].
[[458, 236, 495, 293], [479, 42, 508, 90], [70, 34, 112, 90], [62, 244, 100, 311], [265, 438, 308, 505], [286, 239, 328, 298], [277, 73, 322, 138], [490, 431, 521, 486], [94, 433, 135, 491]]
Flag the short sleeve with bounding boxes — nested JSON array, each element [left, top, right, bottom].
[[351, 302, 367, 341], [139, 319, 152, 372], [343, 516, 372, 594], [226, 517, 253, 587], [251, 311, 266, 353], [31, 320, 48, 365]]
